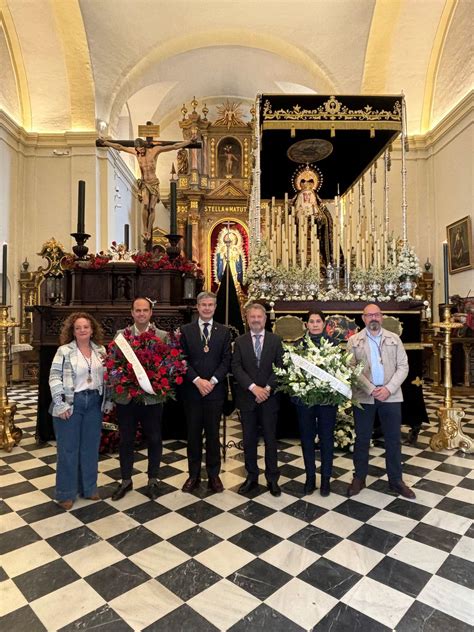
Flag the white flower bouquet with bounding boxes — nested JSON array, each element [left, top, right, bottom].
[[334, 404, 356, 450], [274, 337, 363, 407]]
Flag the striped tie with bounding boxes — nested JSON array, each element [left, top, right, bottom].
[[254, 334, 262, 366]]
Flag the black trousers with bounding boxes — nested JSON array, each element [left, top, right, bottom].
[[184, 398, 223, 478], [116, 402, 163, 480], [240, 406, 279, 483]]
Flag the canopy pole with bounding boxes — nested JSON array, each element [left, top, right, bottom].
[[401, 95, 408, 245]]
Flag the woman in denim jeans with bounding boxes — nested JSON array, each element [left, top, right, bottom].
[[49, 312, 106, 510], [294, 310, 337, 497]]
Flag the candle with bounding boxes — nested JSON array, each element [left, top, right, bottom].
[[443, 241, 449, 304], [170, 177, 177, 234], [1, 242, 7, 304], [77, 180, 85, 233], [185, 222, 192, 259], [124, 224, 130, 250]]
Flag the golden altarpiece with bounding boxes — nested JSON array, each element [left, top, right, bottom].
[[173, 98, 252, 293]]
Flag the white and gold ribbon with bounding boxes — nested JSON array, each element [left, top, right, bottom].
[[289, 352, 352, 399], [115, 333, 156, 395]]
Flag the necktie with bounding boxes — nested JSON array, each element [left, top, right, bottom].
[[254, 334, 262, 366], [202, 322, 210, 351]]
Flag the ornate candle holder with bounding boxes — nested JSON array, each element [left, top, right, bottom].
[[430, 304, 473, 454], [0, 305, 21, 451], [70, 232, 91, 260], [165, 233, 183, 260]]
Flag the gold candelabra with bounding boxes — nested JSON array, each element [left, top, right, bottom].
[[430, 304, 473, 453], [0, 305, 21, 452]]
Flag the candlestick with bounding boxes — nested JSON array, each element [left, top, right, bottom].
[[124, 224, 130, 250], [185, 222, 192, 259], [170, 174, 177, 235], [1, 243, 7, 305], [77, 180, 85, 233], [443, 241, 449, 304]]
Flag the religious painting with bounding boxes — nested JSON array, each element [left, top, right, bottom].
[[218, 137, 242, 179], [210, 221, 249, 290], [447, 216, 473, 274]]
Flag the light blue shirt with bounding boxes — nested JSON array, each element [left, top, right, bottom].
[[367, 332, 384, 386]]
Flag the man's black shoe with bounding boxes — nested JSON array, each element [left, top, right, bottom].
[[303, 475, 316, 495], [238, 479, 258, 494], [111, 480, 133, 501], [146, 480, 160, 500], [182, 477, 201, 493], [267, 481, 281, 497]]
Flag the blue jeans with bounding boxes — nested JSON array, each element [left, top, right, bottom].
[[296, 404, 337, 478], [53, 390, 102, 501], [353, 401, 402, 483]]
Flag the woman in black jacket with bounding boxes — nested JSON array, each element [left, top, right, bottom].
[[294, 309, 338, 496]]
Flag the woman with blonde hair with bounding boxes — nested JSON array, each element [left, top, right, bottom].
[[49, 312, 106, 510]]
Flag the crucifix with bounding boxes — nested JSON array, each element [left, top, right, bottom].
[[97, 121, 200, 251]]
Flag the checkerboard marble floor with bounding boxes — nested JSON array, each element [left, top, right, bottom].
[[1, 384, 473, 631]]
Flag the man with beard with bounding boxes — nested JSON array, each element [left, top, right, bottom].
[[346, 304, 415, 499]]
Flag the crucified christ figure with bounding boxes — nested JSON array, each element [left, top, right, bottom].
[[97, 136, 194, 248]]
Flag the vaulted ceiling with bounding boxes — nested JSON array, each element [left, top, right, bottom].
[[0, 0, 472, 137]]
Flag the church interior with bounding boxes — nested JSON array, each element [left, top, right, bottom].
[[0, 1, 473, 630]]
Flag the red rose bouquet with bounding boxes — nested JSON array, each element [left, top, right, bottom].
[[104, 330, 187, 405]]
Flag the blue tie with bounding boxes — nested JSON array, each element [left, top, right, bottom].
[[254, 334, 262, 366]]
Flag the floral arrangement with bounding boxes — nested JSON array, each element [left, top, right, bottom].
[[396, 242, 422, 279], [132, 252, 200, 275], [61, 252, 111, 270], [104, 330, 187, 405], [334, 404, 355, 450], [244, 242, 274, 285], [274, 337, 363, 407]]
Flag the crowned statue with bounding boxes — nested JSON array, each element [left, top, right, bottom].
[[213, 226, 246, 285], [292, 166, 334, 270]]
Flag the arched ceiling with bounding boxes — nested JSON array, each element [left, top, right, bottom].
[[0, 0, 471, 136]]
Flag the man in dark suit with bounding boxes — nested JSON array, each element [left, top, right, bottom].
[[180, 291, 232, 493], [232, 302, 284, 496]]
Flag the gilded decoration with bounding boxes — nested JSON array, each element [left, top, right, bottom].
[[214, 100, 247, 128], [262, 96, 402, 124], [39, 238, 67, 276]]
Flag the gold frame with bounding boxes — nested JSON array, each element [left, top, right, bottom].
[[206, 217, 249, 290], [447, 215, 473, 274]]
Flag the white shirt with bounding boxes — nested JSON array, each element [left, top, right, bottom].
[[193, 318, 218, 385], [75, 350, 104, 392], [248, 330, 270, 392], [198, 318, 213, 338]]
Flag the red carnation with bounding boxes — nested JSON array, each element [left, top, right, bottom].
[[170, 348, 179, 357], [175, 376, 183, 385], [115, 385, 124, 394]]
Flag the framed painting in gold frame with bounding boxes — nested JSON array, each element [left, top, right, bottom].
[[447, 216, 473, 274]]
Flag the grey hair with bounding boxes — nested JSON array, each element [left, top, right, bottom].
[[196, 291, 217, 303], [245, 302, 267, 316], [134, 138, 146, 148]]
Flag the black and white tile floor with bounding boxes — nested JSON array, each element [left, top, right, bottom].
[[1, 385, 473, 631]]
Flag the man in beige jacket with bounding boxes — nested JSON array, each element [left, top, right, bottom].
[[346, 304, 415, 499]]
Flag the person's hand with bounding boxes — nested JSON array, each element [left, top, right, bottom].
[[251, 385, 270, 404], [96, 138, 106, 147], [372, 386, 390, 401], [195, 378, 214, 397], [58, 409, 72, 420]]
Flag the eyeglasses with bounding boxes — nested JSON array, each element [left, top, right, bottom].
[[364, 312, 382, 318]]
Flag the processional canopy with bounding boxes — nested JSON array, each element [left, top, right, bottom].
[[259, 94, 403, 199]]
